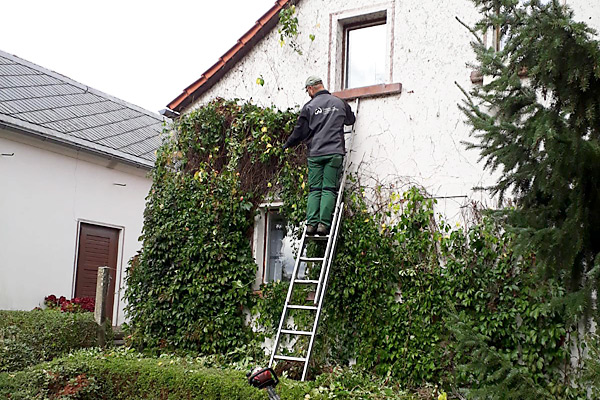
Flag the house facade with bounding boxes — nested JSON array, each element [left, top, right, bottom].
[[0, 50, 163, 325], [165, 0, 600, 288]]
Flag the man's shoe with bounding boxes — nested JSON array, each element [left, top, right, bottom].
[[306, 224, 317, 235], [316, 223, 330, 236]]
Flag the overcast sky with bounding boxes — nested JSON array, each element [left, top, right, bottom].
[[0, 0, 274, 114]]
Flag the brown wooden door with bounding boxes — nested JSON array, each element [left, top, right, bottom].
[[75, 223, 119, 323]]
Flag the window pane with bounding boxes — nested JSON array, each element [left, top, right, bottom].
[[346, 23, 387, 89], [265, 211, 300, 282]]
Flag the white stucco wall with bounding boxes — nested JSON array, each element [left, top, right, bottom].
[[0, 128, 151, 326], [184, 0, 492, 222], [569, 0, 600, 32], [184, 0, 599, 223]]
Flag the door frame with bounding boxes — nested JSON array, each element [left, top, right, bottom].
[[71, 219, 125, 325]]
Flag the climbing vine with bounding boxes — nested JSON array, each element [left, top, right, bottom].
[[278, 5, 303, 54], [126, 98, 581, 395], [125, 99, 305, 354]]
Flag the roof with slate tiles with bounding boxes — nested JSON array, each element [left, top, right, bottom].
[[167, 0, 293, 113], [0, 49, 164, 169]]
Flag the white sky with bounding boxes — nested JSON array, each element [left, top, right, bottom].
[[0, 0, 274, 114]]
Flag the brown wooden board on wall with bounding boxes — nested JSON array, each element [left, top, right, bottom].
[[75, 223, 119, 323]]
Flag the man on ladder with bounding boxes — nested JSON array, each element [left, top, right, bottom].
[[282, 76, 356, 235], [248, 76, 358, 397]]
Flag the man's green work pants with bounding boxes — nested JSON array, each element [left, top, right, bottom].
[[307, 154, 343, 227]]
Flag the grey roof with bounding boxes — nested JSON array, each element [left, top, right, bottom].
[[0, 50, 164, 168]]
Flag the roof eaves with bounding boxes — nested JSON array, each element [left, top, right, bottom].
[[167, 0, 294, 113]]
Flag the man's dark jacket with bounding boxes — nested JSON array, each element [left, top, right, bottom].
[[283, 90, 356, 157]]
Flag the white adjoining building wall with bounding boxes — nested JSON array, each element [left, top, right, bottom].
[[0, 128, 151, 326], [184, 0, 599, 223]]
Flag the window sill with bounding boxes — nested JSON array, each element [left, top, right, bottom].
[[332, 83, 402, 100], [470, 67, 528, 85]]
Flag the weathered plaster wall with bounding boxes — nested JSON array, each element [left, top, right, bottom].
[[184, 0, 599, 221], [0, 128, 151, 326], [569, 0, 600, 32]]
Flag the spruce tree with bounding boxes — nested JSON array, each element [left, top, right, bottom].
[[460, 0, 600, 319]]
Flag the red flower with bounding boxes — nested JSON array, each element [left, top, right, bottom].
[[43, 294, 95, 313]]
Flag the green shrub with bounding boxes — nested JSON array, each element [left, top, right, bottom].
[[0, 349, 416, 399], [0, 310, 100, 372]]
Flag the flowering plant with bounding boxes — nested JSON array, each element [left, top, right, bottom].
[[44, 294, 95, 313]]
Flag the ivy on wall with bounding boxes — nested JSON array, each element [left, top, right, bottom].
[[126, 99, 579, 395], [125, 99, 305, 354], [255, 187, 573, 392]]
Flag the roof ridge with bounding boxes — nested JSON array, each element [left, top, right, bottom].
[[0, 49, 163, 120]]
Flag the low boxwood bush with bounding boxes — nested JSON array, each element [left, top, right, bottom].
[[0, 310, 100, 372], [0, 348, 418, 399]]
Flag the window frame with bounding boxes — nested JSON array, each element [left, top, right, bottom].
[[328, 3, 400, 100], [342, 16, 388, 90], [487, 0, 564, 52], [252, 204, 299, 287]]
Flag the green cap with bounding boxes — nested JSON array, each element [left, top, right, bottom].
[[304, 75, 323, 88]]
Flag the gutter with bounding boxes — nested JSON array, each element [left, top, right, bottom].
[[0, 118, 155, 171]]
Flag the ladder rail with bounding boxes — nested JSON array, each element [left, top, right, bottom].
[[269, 98, 360, 380], [313, 98, 359, 305], [301, 201, 345, 381], [311, 203, 339, 305], [268, 225, 309, 369]]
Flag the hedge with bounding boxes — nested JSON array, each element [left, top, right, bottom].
[[0, 349, 418, 399], [0, 310, 100, 372]]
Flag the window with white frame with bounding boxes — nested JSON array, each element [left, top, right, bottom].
[[344, 18, 387, 89], [329, 4, 394, 93], [255, 208, 302, 283]]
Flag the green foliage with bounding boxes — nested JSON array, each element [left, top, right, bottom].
[[0, 310, 99, 372], [128, 97, 581, 394], [252, 280, 290, 339], [460, 0, 600, 310], [456, 2, 600, 395], [580, 334, 600, 398], [124, 99, 304, 354], [0, 348, 416, 400], [446, 222, 579, 398], [255, 187, 574, 392], [278, 5, 303, 54]]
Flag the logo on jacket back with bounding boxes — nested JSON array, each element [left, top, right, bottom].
[[314, 106, 338, 116]]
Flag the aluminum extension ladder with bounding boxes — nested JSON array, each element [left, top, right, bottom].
[[268, 99, 359, 381]]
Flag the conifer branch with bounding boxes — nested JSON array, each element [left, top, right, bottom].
[[456, 16, 484, 45]]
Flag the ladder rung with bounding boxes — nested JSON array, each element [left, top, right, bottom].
[[307, 235, 329, 241], [274, 355, 306, 362], [287, 305, 318, 311], [281, 329, 313, 336], [299, 257, 324, 262], [295, 279, 319, 284]]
